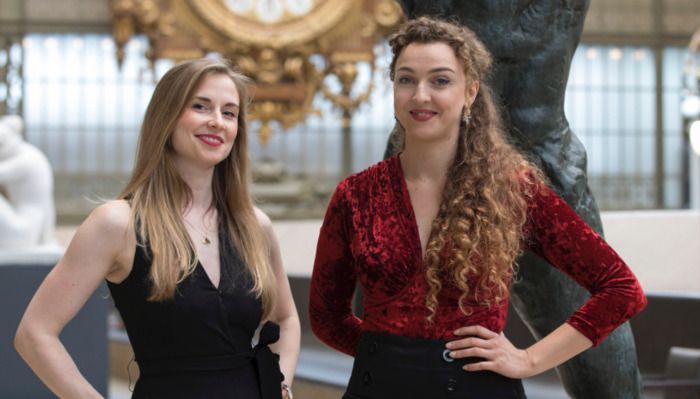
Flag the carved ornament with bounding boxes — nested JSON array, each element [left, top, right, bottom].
[[110, 0, 404, 144]]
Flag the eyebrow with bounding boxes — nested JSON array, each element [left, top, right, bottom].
[[193, 96, 239, 108], [396, 66, 456, 74]]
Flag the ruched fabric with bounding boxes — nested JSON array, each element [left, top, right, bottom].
[[309, 155, 646, 356]]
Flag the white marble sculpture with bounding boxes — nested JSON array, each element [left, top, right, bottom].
[[0, 115, 58, 254]]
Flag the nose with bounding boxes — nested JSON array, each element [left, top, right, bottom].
[[413, 82, 430, 102], [208, 112, 223, 129]]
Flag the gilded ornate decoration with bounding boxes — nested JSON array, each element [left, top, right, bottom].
[[110, 0, 404, 144], [188, 0, 356, 49], [0, 36, 23, 116], [321, 61, 373, 129], [111, 0, 176, 67]]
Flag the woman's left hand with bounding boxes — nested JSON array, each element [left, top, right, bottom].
[[281, 383, 293, 399], [445, 325, 536, 379]]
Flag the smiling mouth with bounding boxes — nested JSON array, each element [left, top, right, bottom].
[[195, 134, 224, 146], [409, 110, 437, 121]]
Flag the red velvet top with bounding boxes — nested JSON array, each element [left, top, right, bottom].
[[309, 155, 647, 356]]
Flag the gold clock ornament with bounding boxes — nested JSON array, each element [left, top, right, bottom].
[[190, 0, 355, 48], [111, 0, 404, 144]]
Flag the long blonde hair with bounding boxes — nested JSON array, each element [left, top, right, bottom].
[[119, 59, 276, 318], [389, 17, 543, 320]]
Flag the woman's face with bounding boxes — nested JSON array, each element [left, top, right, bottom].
[[170, 73, 240, 172], [393, 41, 478, 146]]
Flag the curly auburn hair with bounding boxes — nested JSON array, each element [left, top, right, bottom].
[[388, 17, 543, 321]]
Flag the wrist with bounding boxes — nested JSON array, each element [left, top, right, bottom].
[[281, 382, 293, 399], [523, 347, 539, 377]]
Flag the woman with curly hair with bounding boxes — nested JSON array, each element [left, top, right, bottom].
[[309, 17, 646, 398], [15, 59, 299, 399]]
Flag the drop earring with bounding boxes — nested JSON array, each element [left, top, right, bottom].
[[462, 108, 471, 126]]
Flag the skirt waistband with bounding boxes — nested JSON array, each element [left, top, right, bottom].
[[355, 330, 484, 369], [345, 331, 526, 399]]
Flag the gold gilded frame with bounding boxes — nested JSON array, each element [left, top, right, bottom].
[[111, 0, 404, 145], [187, 0, 355, 49]]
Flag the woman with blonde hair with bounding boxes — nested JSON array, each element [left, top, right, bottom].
[[15, 58, 300, 399], [309, 17, 645, 398]]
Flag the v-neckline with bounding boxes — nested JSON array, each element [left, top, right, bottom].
[[393, 155, 428, 263], [197, 260, 221, 290], [195, 222, 223, 290]]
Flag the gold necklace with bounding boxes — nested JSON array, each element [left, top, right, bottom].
[[183, 217, 215, 245]]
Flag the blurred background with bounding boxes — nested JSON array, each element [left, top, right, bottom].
[[1, 0, 700, 398]]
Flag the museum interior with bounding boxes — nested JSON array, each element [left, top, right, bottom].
[[1, 0, 700, 398]]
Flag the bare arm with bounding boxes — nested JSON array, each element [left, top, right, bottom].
[[256, 208, 301, 396], [14, 200, 134, 398]]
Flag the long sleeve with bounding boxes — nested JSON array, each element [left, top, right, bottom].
[[525, 184, 647, 346], [309, 182, 362, 356]]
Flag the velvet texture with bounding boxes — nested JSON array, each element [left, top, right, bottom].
[[309, 156, 646, 356]]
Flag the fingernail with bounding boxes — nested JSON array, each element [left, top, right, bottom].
[[445, 342, 452, 349]]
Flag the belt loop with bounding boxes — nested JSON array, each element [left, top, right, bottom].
[[442, 349, 454, 363]]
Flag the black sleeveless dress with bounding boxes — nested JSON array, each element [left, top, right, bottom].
[[107, 224, 282, 399]]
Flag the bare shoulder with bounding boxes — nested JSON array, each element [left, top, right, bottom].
[[253, 206, 279, 248], [253, 207, 284, 270], [85, 200, 132, 238], [254, 206, 273, 231], [77, 200, 135, 281]]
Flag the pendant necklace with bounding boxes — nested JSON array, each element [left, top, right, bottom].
[[184, 216, 214, 245]]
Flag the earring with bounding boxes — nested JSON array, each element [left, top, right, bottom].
[[462, 108, 471, 126]]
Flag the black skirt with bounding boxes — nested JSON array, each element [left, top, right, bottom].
[[343, 331, 527, 399]]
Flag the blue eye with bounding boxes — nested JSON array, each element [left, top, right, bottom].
[[223, 111, 238, 119], [397, 76, 414, 85]]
